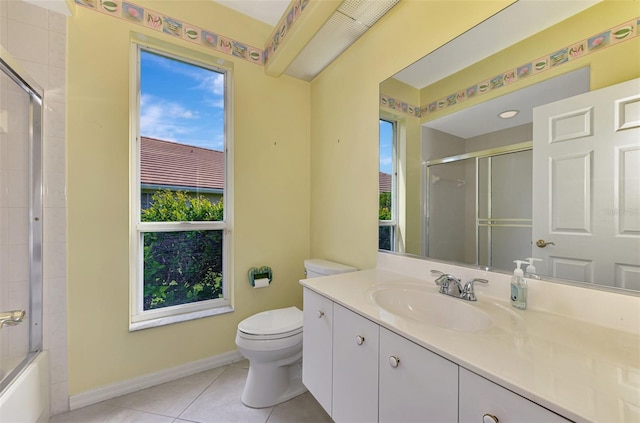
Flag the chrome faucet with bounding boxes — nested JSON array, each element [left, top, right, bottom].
[[431, 270, 488, 301], [431, 270, 463, 297], [0, 310, 25, 330]]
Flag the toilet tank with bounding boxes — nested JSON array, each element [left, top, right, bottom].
[[304, 259, 357, 279]]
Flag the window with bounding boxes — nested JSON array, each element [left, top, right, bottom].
[[379, 119, 397, 251], [130, 36, 233, 330]]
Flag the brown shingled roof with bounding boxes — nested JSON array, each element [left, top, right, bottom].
[[140, 136, 224, 191], [379, 172, 391, 193], [141, 136, 391, 194]]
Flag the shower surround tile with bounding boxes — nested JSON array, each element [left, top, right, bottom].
[[7, 0, 48, 28], [7, 19, 48, 64], [43, 206, 66, 244], [48, 29, 65, 68], [48, 11, 66, 34], [43, 242, 67, 280], [2, 0, 70, 415]]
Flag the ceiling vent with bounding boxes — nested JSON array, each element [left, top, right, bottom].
[[285, 0, 400, 81]]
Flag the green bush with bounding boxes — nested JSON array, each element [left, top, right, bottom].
[[142, 190, 224, 310], [379, 192, 391, 220], [379, 192, 392, 250]]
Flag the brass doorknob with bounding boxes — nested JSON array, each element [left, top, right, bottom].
[[536, 239, 556, 248]]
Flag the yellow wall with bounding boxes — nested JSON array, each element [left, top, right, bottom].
[[309, 0, 515, 269], [67, 1, 310, 394]]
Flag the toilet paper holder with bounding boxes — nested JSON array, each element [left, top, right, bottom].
[[248, 266, 273, 287]]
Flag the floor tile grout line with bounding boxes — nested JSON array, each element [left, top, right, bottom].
[[115, 405, 180, 420], [101, 365, 230, 421], [105, 364, 233, 422], [265, 404, 276, 423], [175, 363, 233, 421]]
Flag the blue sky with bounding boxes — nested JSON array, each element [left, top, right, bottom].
[[140, 50, 224, 151], [379, 119, 393, 174]]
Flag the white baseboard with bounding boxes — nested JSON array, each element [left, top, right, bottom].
[[69, 350, 243, 410]]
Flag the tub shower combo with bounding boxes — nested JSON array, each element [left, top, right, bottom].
[[0, 46, 46, 422]]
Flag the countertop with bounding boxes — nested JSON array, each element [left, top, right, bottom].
[[300, 268, 640, 423]]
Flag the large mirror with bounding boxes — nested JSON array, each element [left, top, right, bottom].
[[379, 0, 640, 293]]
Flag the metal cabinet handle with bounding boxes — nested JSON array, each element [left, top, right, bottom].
[[483, 413, 499, 423], [536, 239, 556, 248], [389, 356, 400, 368], [356, 335, 365, 345], [317, 310, 324, 318]]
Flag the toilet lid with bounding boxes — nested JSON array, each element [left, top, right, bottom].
[[238, 306, 303, 336]]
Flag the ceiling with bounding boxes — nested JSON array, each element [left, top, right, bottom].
[[424, 68, 590, 139], [213, 0, 400, 81], [212, 0, 290, 27]]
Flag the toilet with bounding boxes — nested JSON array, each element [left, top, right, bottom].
[[235, 258, 357, 408]]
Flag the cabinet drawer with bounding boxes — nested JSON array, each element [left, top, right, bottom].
[[379, 327, 458, 423], [333, 304, 379, 423], [302, 288, 334, 415], [459, 368, 571, 423]]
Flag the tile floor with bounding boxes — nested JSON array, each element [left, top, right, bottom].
[[50, 360, 333, 423]]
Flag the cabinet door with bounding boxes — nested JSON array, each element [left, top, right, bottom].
[[302, 288, 334, 415], [379, 327, 458, 423], [459, 368, 570, 423], [332, 304, 379, 423]]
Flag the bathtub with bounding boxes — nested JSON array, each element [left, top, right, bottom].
[[0, 351, 49, 423]]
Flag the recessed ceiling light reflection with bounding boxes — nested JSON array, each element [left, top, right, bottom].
[[498, 110, 520, 119]]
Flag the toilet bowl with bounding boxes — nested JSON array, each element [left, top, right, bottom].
[[235, 307, 305, 408], [236, 259, 357, 408]]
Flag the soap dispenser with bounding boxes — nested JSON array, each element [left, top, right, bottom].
[[524, 257, 543, 279], [511, 260, 527, 310]]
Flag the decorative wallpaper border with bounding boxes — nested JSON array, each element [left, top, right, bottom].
[[264, 0, 309, 65], [74, 0, 265, 65], [381, 17, 640, 119]]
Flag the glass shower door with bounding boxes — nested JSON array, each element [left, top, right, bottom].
[[477, 150, 533, 270], [425, 146, 532, 269], [0, 56, 43, 389], [426, 158, 473, 264]]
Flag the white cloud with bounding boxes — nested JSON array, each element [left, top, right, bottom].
[[379, 156, 393, 174], [140, 94, 199, 141], [202, 72, 224, 96], [197, 73, 225, 108], [142, 51, 225, 109]]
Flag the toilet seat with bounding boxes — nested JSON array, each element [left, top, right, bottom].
[[238, 306, 303, 340]]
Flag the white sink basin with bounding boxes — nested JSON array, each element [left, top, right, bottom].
[[368, 285, 493, 332]]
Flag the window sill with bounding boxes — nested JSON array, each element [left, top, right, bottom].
[[129, 305, 234, 331]]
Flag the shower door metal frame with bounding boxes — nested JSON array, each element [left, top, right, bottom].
[[424, 141, 532, 265], [0, 46, 43, 394]]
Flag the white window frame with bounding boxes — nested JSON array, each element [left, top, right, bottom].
[[379, 117, 398, 251], [129, 34, 234, 331]]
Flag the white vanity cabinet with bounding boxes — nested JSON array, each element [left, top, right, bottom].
[[302, 288, 334, 415], [459, 368, 571, 423], [302, 287, 572, 423], [379, 327, 458, 423], [332, 304, 379, 423]]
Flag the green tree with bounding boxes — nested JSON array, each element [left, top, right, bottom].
[[142, 190, 224, 310], [379, 192, 392, 250], [379, 191, 392, 220]]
